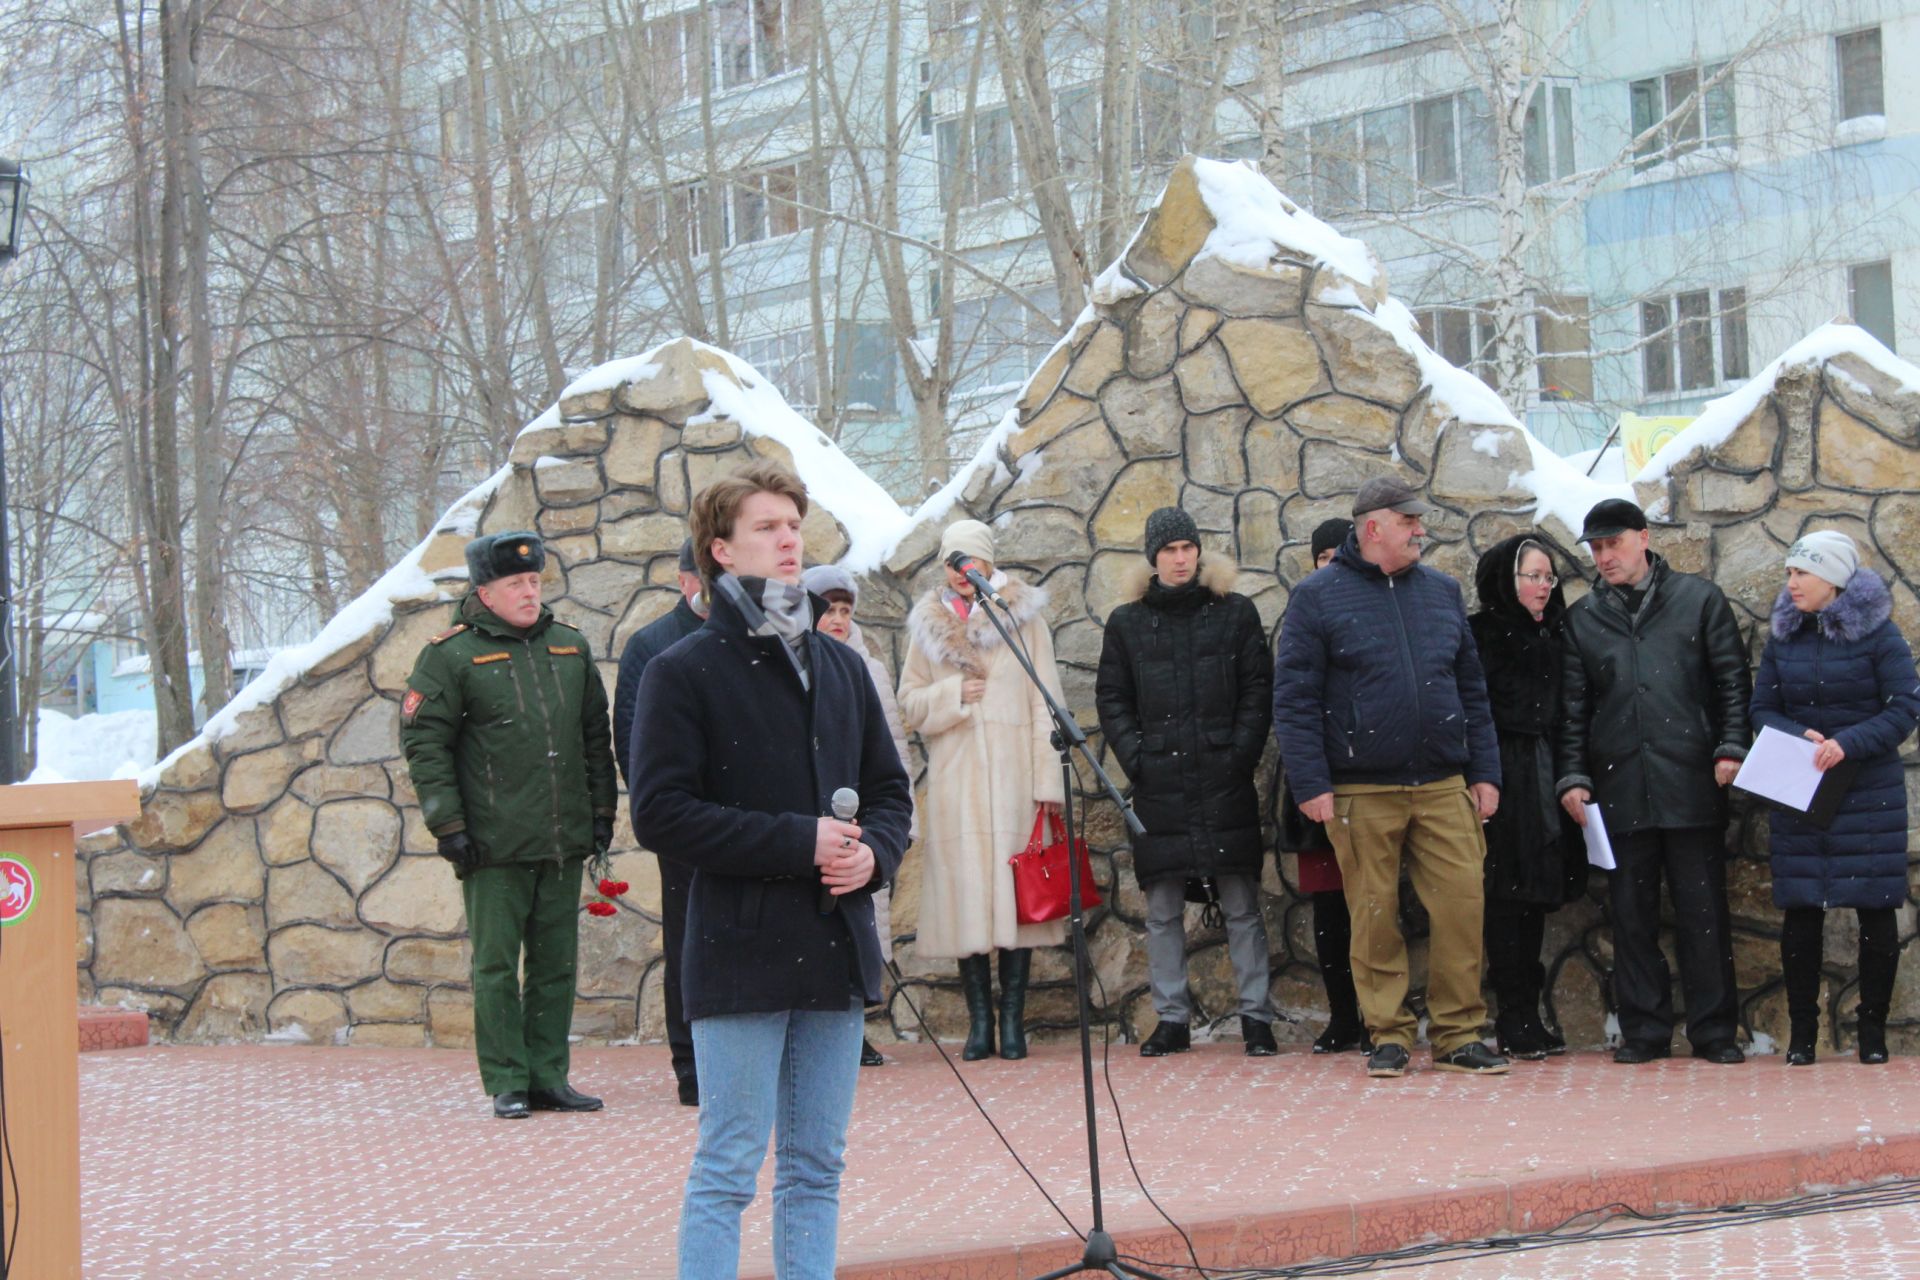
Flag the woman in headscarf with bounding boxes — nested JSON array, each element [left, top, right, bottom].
[[1751, 531, 1920, 1064], [801, 563, 918, 1068], [1470, 532, 1587, 1059], [897, 519, 1067, 1060]]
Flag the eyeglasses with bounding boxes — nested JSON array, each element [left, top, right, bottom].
[[1516, 572, 1559, 587]]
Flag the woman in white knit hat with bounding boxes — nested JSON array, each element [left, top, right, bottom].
[[898, 519, 1067, 1060], [1751, 530, 1920, 1065]]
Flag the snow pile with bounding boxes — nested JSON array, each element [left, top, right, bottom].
[[1637, 323, 1920, 484], [693, 348, 913, 574], [557, 338, 914, 575], [1189, 156, 1382, 290], [25, 709, 157, 784], [1513, 430, 1637, 540]]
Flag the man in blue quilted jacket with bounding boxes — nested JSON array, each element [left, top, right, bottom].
[[1273, 476, 1506, 1079]]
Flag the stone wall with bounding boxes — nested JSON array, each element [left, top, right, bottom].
[[75, 338, 855, 1047], [80, 156, 1920, 1057]]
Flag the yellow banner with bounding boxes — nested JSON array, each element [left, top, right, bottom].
[[1619, 413, 1696, 474]]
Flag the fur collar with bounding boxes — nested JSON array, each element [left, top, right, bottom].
[[906, 576, 1048, 677], [1118, 552, 1240, 605], [1770, 566, 1893, 642]]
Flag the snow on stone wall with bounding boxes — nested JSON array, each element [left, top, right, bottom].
[[78, 157, 1920, 1058]]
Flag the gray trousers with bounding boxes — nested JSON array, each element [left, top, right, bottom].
[[1143, 873, 1276, 1024]]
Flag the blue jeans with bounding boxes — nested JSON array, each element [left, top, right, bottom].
[[678, 1002, 865, 1279]]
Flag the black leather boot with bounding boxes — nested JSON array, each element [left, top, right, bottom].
[[1781, 908, 1823, 1066], [959, 955, 995, 1060], [1857, 943, 1897, 1065], [998, 948, 1032, 1060], [1312, 890, 1368, 1053]]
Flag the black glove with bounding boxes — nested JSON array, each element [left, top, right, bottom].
[[437, 832, 479, 881], [592, 815, 614, 857]]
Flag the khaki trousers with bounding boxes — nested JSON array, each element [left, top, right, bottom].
[[1325, 777, 1488, 1054]]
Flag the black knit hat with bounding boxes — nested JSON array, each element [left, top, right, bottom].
[[465, 531, 546, 587], [1144, 507, 1201, 564], [677, 537, 697, 574], [1311, 518, 1354, 562]]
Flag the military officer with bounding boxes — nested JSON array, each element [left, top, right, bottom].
[[399, 531, 619, 1119]]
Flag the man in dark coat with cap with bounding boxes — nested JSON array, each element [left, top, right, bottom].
[[1555, 498, 1752, 1065], [1272, 477, 1507, 1079], [399, 531, 619, 1118], [611, 537, 708, 1105], [1096, 507, 1278, 1058]]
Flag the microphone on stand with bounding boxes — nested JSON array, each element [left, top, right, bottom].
[[821, 787, 860, 914], [944, 550, 1007, 608]]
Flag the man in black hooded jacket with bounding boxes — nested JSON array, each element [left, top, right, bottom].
[[1097, 507, 1278, 1058]]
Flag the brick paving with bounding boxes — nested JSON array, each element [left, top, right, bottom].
[[80, 1041, 1920, 1278]]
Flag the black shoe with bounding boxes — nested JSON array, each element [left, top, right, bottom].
[[1786, 1020, 1817, 1067], [1242, 1017, 1278, 1057], [492, 1091, 530, 1119], [528, 1083, 604, 1112], [860, 1038, 886, 1067], [1690, 1040, 1745, 1065], [1496, 1015, 1550, 1061], [1538, 1023, 1568, 1056], [1366, 1042, 1411, 1078], [676, 1077, 699, 1107], [1140, 1021, 1191, 1057], [1311, 1020, 1369, 1054], [1612, 1040, 1671, 1064], [1434, 1042, 1511, 1075], [1858, 1020, 1890, 1065]]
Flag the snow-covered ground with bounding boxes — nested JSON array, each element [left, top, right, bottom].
[[26, 708, 157, 783]]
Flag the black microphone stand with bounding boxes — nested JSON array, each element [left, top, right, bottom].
[[962, 580, 1168, 1280]]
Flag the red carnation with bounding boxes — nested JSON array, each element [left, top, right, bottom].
[[586, 901, 618, 917], [598, 877, 622, 897], [613, 880, 630, 895]]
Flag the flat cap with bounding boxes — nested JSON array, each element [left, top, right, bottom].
[[1351, 475, 1433, 518]]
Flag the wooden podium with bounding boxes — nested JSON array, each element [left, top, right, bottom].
[[0, 781, 140, 1280]]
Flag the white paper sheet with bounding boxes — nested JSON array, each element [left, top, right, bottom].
[[1733, 725, 1824, 812], [1583, 804, 1615, 870]]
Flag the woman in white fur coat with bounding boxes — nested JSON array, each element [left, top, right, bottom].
[[897, 519, 1066, 1061]]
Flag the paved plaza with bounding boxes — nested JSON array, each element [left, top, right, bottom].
[[80, 1040, 1920, 1278]]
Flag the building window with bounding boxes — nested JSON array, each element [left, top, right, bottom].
[[710, 0, 810, 91], [951, 288, 1060, 395], [1524, 84, 1576, 184], [1361, 105, 1411, 211], [1837, 28, 1884, 122], [975, 107, 1015, 201], [1415, 306, 1498, 388], [1641, 287, 1748, 394], [1136, 68, 1185, 167], [1630, 63, 1734, 171], [1414, 95, 1457, 190], [1851, 260, 1895, 350], [1534, 295, 1593, 401], [1055, 84, 1100, 177], [919, 61, 933, 137], [1309, 117, 1361, 215]]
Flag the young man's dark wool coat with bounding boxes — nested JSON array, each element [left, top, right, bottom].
[[1096, 555, 1272, 886], [629, 586, 913, 1022]]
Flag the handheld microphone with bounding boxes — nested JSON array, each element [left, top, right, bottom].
[[944, 550, 1007, 608], [821, 787, 860, 914]]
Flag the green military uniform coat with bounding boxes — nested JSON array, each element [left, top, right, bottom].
[[398, 592, 619, 1094]]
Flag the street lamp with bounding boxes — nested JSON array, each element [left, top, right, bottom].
[[0, 156, 26, 261], [0, 157, 29, 784]]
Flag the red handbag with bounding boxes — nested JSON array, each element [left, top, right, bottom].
[[1010, 808, 1102, 924]]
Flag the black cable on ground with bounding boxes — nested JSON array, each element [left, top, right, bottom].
[[882, 956, 1086, 1244]]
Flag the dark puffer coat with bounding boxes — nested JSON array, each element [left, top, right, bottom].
[[1750, 568, 1920, 909], [1469, 535, 1586, 906], [1096, 555, 1272, 885], [1555, 553, 1752, 835]]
